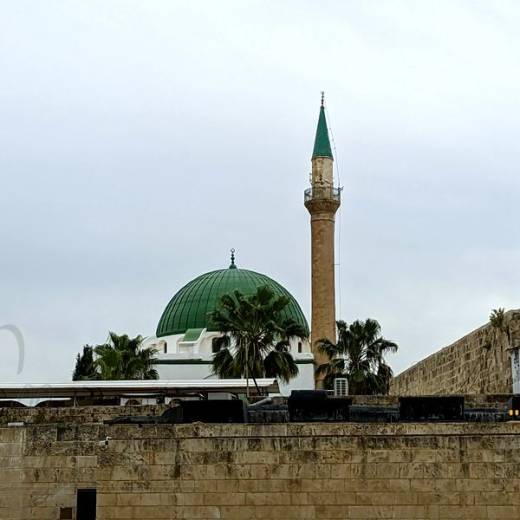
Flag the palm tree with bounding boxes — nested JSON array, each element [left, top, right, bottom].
[[490, 308, 510, 340], [316, 319, 398, 394], [489, 307, 512, 352], [94, 332, 158, 380], [210, 286, 308, 395], [490, 308, 506, 331]]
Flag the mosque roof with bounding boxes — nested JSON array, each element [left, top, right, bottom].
[[156, 256, 309, 337]]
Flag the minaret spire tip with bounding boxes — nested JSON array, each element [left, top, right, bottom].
[[312, 92, 333, 159]]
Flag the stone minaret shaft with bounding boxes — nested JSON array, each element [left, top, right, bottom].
[[304, 97, 341, 388]]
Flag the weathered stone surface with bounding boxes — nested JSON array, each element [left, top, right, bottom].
[[1, 412, 520, 518], [0, 404, 168, 427], [391, 310, 520, 395]]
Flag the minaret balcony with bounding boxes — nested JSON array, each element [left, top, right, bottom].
[[304, 186, 342, 203]]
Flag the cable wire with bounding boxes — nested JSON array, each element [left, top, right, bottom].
[[324, 103, 344, 319]]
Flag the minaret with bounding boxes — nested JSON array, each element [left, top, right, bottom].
[[304, 94, 341, 388]]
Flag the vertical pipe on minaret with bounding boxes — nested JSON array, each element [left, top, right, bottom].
[[304, 94, 341, 388]]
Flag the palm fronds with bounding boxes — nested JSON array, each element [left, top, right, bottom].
[[316, 319, 398, 395], [92, 332, 158, 380], [210, 285, 307, 392]]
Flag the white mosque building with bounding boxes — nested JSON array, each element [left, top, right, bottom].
[[142, 253, 314, 395]]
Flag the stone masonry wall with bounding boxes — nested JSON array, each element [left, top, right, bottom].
[[2, 417, 520, 519], [0, 404, 168, 426], [390, 310, 520, 396]]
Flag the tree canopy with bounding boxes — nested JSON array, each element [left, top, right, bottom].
[[210, 285, 308, 394], [316, 319, 398, 394], [72, 332, 158, 381], [72, 345, 99, 381]]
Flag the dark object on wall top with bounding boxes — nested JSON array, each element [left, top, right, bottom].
[[399, 396, 464, 422], [349, 404, 399, 423], [288, 390, 351, 422], [179, 399, 247, 423]]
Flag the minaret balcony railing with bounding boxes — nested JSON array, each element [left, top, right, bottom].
[[304, 186, 342, 203]]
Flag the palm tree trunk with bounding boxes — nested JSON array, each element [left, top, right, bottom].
[[245, 342, 249, 399], [244, 343, 261, 396], [251, 375, 262, 395]]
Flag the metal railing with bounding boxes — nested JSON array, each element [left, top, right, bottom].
[[304, 186, 342, 203]]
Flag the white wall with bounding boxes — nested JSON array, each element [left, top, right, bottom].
[[153, 360, 314, 396], [143, 332, 312, 359], [144, 330, 315, 395], [278, 362, 315, 395]]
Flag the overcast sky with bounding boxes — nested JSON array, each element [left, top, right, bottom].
[[1, 1, 519, 382]]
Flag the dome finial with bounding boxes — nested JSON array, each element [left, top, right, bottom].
[[229, 248, 237, 269], [321, 91, 325, 107]]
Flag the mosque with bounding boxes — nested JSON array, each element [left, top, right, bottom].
[[141, 97, 520, 398], [142, 96, 341, 395]]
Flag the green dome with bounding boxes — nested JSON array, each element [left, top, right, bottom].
[[156, 264, 309, 337]]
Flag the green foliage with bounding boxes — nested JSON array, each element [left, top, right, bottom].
[[72, 345, 99, 381], [489, 307, 511, 347], [94, 332, 158, 380], [316, 319, 398, 395], [72, 333, 158, 381], [490, 308, 506, 332], [210, 286, 308, 393]]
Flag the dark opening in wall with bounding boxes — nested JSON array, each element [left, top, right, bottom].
[[57, 426, 67, 441], [59, 507, 73, 520], [77, 488, 96, 520]]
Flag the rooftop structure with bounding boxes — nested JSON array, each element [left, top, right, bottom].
[[0, 379, 280, 400]]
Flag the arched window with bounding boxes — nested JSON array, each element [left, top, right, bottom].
[[298, 341, 303, 353]]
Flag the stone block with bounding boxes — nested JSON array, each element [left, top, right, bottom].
[[438, 505, 488, 519], [203, 492, 245, 506], [487, 505, 520, 519]]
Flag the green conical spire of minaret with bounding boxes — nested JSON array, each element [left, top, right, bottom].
[[312, 92, 333, 159]]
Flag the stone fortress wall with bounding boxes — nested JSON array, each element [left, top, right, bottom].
[[390, 310, 520, 396], [1, 403, 520, 519]]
